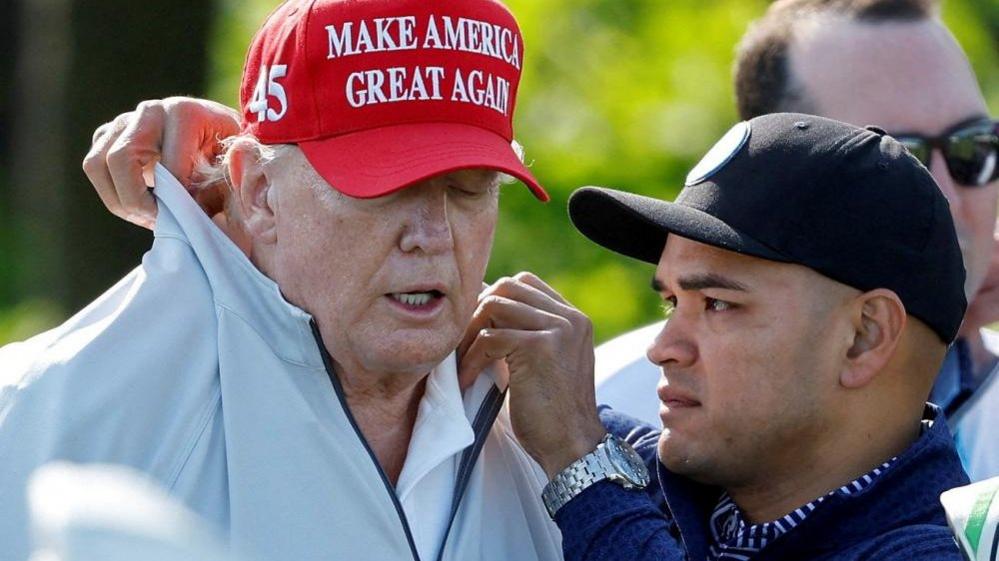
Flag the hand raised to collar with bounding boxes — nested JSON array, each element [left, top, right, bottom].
[[458, 272, 606, 479]]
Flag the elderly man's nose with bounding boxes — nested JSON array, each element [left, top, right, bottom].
[[646, 319, 696, 368], [400, 193, 454, 254]]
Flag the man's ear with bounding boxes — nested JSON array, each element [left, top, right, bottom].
[[228, 144, 277, 245], [840, 289, 907, 389]]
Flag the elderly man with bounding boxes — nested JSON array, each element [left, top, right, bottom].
[[594, 0, 999, 482], [0, 1, 565, 561], [459, 113, 970, 560]]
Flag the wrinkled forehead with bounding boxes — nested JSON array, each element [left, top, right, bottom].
[[790, 17, 988, 134]]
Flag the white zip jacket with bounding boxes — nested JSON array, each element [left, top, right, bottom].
[[0, 165, 563, 561]]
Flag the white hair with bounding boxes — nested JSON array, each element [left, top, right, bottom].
[[193, 134, 294, 194]]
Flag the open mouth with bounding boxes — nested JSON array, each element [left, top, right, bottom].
[[387, 290, 445, 311]]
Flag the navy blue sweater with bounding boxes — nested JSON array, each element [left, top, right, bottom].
[[555, 405, 969, 561]]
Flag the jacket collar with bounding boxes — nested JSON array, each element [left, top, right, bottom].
[[659, 404, 970, 559], [153, 164, 323, 369]]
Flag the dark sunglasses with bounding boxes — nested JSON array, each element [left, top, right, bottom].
[[892, 118, 999, 188]]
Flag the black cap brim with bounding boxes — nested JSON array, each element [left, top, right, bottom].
[[568, 186, 791, 265]]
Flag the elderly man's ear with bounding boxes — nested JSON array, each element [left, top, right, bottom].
[[839, 289, 907, 389], [228, 145, 278, 245]]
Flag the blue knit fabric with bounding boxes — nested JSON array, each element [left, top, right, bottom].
[[706, 457, 896, 560], [555, 405, 969, 561]]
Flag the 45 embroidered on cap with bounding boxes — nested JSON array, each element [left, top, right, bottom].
[[239, 0, 547, 202]]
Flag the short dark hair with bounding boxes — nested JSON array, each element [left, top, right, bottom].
[[733, 0, 938, 120]]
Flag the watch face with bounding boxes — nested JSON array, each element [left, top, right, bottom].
[[606, 436, 650, 488]]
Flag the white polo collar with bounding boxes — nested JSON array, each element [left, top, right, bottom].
[[396, 351, 475, 502]]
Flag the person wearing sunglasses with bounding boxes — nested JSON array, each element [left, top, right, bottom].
[[893, 118, 999, 191], [594, 0, 999, 484]]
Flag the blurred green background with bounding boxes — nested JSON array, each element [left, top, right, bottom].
[[1, 0, 997, 345]]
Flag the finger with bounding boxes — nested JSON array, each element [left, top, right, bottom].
[[490, 358, 510, 392], [486, 275, 576, 319], [161, 108, 207, 186], [90, 111, 132, 146], [458, 294, 563, 362], [82, 112, 135, 221], [459, 283, 504, 360], [457, 356, 510, 393], [457, 313, 486, 370], [475, 295, 566, 332], [458, 328, 529, 390], [91, 121, 113, 145], [511, 271, 571, 306], [160, 99, 240, 188], [462, 275, 571, 359], [83, 140, 125, 220], [107, 102, 166, 228]]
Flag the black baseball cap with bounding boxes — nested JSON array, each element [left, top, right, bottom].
[[569, 113, 967, 343]]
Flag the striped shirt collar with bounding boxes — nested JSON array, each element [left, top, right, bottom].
[[706, 458, 898, 561]]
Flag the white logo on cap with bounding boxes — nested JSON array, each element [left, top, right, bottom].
[[328, 15, 522, 117], [248, 64, 289, 122], [685, 121, 751, 186]]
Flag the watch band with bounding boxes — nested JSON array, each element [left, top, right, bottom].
[[542, 435, 613, 518]]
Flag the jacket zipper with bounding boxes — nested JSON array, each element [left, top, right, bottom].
[[434, 385, 505, 561], [310, 321, 423, 561]]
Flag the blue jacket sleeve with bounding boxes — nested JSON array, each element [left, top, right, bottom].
[[554, 480, 687, 561], [551, 406, 686, 561]]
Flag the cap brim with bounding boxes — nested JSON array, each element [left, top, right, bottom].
[[568, 186, 789, 265], [298, 122, 547, 202]]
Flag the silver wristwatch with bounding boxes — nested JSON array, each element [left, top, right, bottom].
[[541, 433, 651, 518]]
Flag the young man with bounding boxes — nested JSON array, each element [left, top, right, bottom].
[[461, 113, 970, 560], [595, 0, 999, 483]]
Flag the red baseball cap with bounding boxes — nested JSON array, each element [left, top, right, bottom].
[[240, 0, 547, 201]]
